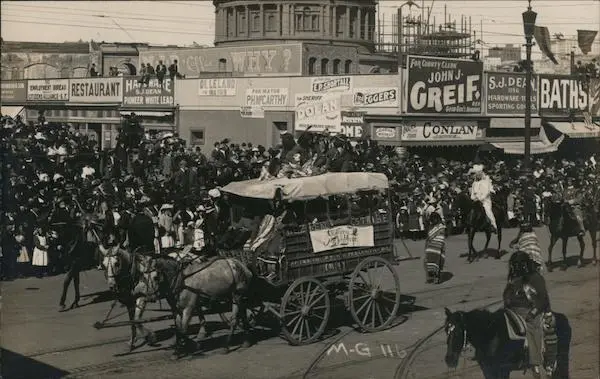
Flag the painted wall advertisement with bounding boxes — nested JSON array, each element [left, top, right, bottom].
[[311, 76, 352, 93], [538, 75, 588, 116], [245, 88, 288, 107], [406, 56, 483, 114], [69, 77, 123, 103], [1, 80, 27, 102], [401, 120, 480, 141], [340, 111, 366, 138], [27, 79, 69, 101], [295, 93, 341, 133], [352, 87, 399, 107], [139, 44, 303, 77], [309, 225, 374, 253], [123, 77, 174, 106], [486, 72, 538, 115], [198, 78, 236, 96]]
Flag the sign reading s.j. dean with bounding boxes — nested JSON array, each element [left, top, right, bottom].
[[406, 55, 483, 114]]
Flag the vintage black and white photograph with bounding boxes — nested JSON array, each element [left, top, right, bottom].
[[1, 0, 599, 378]]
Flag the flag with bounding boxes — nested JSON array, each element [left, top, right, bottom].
[[534, 26, 558, 64], [577, 30, 598, 55], [583, 111, 593, 130]]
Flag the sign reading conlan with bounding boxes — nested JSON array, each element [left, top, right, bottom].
[[401, 121, 479, 141], [123, 77, 174, 106], [295, 93, 341, 133], [69, 77, 123, 103], [27, 79, 69, 101], [138, 44, 302, 77], [538, 75, 588, 116], [406, 56, 483, 114], [486, 72, 538, 116]]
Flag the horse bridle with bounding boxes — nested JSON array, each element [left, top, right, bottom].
[[446, 312, 469, 354]]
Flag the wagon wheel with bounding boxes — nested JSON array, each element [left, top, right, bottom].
[[349, 256, 401, 332], [280, 277, 331, 346], [219, 304, 265, 329]]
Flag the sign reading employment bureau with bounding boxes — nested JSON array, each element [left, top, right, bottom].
[[27, 79, 69, 101], [406, 56, 483, 114], [486, 72, 538, 116]]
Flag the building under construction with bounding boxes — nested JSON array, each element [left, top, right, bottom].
[[375, 2, 476, 66]]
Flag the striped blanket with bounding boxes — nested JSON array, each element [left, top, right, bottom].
[[424, 223, 446, 274]]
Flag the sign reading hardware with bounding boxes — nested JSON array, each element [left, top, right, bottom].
[[69, 77, 123, 102], [245, 87, 288, 106], [353, 88, 399, 107], [27, 79, 69, 101], [123, 77, 174, 106], [311, 76, 352, 93], [295, 93, 341, 133], [401, 121, 479, 141], [406, 56, 483, 114], [486, 72, 538, 115]]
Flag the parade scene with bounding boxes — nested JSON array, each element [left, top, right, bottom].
[[1, 1, 599, 379]]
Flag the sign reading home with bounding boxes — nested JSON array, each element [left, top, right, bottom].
[[245, 88, 288, 106], [311, 76, 352, 93], [27, 79, 69, 101], [538, 75, 588, 116], [295, 93, 341, 133], [309, 225, 374, 253], [123, 77, 174, 106], [69, 77, 123, 103], [340, 111, 366, 138], [406, 56, 483, 114], [401, 121, 478, 141], [486, 72, 538, 115], [353, 87, 399, 107], [198, 78, 236, 96]]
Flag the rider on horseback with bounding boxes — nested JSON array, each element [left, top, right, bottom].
[[503, 251, 557, 377], [469, 164, 498, 233], [561, 177, 585, 237], [509, 221, 545, 274]]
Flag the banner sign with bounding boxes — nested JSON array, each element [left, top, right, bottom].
[[309, 225, 374, 253], [139, 43, 303, 77], [486, 72, 538, 115], [538, 75, 588, 116], [587, 78, 600, 117], [340, 111, 366, 138], [1, 80, 27, 102], [353, 87, 399, 107], [240, 106, 264, 118], [311, 76, 352, 93], [401, 121, 479, 141], [123, 77, 174, 106], [245, 87, 288, 106], [69, 77, 123, 103], [295, 93, 341, 133], [27, 79, 69, 101], [198, 78, 236, 96], [406, 56, 483, 114]]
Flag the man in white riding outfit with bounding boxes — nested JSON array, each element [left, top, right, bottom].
[[469, 164, 498, 233]]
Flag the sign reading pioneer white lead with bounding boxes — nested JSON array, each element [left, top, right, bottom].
[[353, 87, 399, 107], [245, 88, 288, 106], [295, 93, 341, 133], [311, 76, 352, 93], [123, 77, 174, 106], [401, 121, 479, 141], [538, 75, 588, 116], [406, 56, 483, 114]]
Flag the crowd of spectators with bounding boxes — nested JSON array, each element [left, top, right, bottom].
[[1, 113, 598, 280]]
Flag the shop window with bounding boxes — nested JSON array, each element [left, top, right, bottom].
[[321, 58, 329, 75], [344, 60, 352, 73], [190, 129, 205, 145], [72, 67, 88, 78], [308, 57, 317, 75], [60, 67, 71, 78], [24, 63, 59, 79], [1, 66, 10, 80], [333, 59, 341, 74]]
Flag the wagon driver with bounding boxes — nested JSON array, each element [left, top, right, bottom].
[[469, 164, 498, 233]]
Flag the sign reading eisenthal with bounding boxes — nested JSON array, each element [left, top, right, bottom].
[[69, 77, 122, 103], [406, 55, 483, 114]]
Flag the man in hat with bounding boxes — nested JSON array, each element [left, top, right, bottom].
[[469, 164, 498, 233], [560, 177, 585, 236]]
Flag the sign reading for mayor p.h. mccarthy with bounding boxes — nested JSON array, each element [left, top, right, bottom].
[[406, 55, 483, 114], [245, 88, 288, 106]]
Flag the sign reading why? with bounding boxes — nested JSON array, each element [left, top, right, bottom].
[[406, 56, 483, 114]]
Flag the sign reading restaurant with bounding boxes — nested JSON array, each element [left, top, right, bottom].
[[123, 77, 174, 106], [69, 77, 123, 103], [27, 79, 69, 101]]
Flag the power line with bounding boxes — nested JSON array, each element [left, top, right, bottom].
[[379, 2, 598, 9]]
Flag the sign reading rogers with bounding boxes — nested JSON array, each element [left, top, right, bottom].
[[538, 75, 588, 115], [123, 77, 174, 106], [353, 88, 399, 107], [406, 56, 483, 114], [401, 121, 479, 141]]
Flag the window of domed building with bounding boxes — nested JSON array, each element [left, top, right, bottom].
[[227, 8, 235, 37], [237, 7, 246, 35], [295, 5, 320, 32], [309, 57, 317, 75], [333, 59, 341, 74], [250, 6, 260, 32], [264, 5, 278, 32], [344, 60, 352, 74], [335, 7, 346, 37], [321, 58, 329, 75]]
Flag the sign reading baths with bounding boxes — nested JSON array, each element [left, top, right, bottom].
[[406, 55, 483, 114], [538, 75, 588, 115], [69, 77, 122, 103], [123, 77, 174, 106], [401, 121, 479, 141]]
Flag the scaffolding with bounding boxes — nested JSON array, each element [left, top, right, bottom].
[[375, 2, 476, 65]]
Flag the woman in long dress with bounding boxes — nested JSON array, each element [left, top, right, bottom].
[[32, 224, 50, 278], [424, 212, 446, 284]]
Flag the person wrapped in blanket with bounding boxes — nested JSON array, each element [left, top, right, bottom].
[[509, 221, 545, 274], [424, 212, 446, 284]]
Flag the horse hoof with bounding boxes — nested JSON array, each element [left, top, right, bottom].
[[221, 347, 229, 355], [242, 340, 253, 349], [145, 332, 157, 345]]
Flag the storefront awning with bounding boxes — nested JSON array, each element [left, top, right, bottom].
[[401, 140, 483, 147], [1, 106, 24, 118], [546, 121, 600, 138], [119, 111, 173, 117], [490, 118, 541, 129], [490, 136, 564, 155]]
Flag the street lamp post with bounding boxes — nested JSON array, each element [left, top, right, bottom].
[[522, 0, 537, 173]]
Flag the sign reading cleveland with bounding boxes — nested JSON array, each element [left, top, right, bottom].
[[406, 56, 483, 114]]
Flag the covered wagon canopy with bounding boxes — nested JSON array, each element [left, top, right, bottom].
[[221, 172, 389, 200]]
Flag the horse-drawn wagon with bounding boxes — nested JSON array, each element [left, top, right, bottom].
[[218, 172, 402, 345]]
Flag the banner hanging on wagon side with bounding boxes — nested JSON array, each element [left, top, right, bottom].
[[123, 77, 174, 107], [309, 224, 375, 253], [405, 55, 483, 115]]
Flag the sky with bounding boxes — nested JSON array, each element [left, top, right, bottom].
[[1, 0, 599, 58]]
